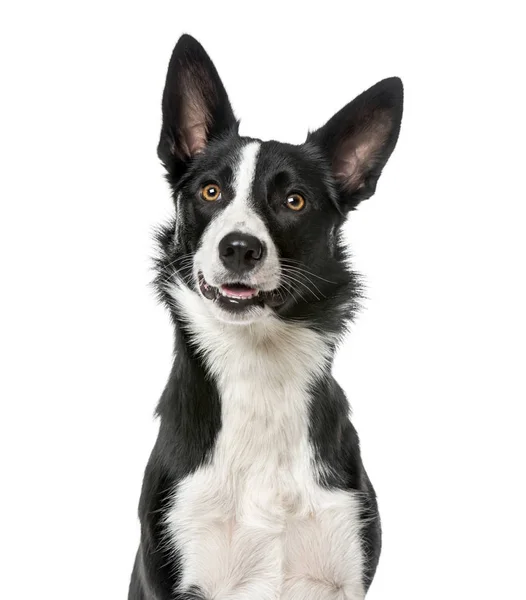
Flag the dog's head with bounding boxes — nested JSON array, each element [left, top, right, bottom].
[[156, 35, 403, 329]]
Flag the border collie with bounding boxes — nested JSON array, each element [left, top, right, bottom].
[[129, 34, 403, 600]]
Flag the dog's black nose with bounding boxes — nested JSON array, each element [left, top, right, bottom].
[[219, 232, 265, 273]]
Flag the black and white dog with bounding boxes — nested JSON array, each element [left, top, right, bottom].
[[129, 34, 403, 600]]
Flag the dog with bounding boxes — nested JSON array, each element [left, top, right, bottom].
[[129, 34, 403, 600]]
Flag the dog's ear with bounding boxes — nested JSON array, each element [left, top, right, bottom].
[[307, 77, 403, 211], [158, 34, 237, 180]]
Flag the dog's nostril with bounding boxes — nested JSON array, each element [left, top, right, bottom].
[[246, 246, 262, 261], [219, 232, 265, 273]]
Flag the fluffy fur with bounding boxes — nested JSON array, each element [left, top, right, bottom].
[[129, 34, 403, 600]]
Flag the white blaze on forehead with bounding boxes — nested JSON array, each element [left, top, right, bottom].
[[217, 140, 264, 237], [233, 141, 261, 207], [195, 141, 281, 292]]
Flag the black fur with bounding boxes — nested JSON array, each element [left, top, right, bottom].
[[129, 34, 402, 599]]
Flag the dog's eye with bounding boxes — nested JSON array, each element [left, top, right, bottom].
[[286, 193, 306, 211], [201, 184, 222, 202]]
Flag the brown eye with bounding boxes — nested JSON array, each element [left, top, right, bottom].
[[286, 193, 306, 211], [201, 183, 222, 202]]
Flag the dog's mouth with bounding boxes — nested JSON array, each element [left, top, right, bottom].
[[198, 272, 283, 312]]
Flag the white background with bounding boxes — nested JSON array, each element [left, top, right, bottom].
[[1, 1, 525, 598]]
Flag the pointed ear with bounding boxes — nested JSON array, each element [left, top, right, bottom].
[[307, 77, 403, 211], [157, 34, 237, 180]]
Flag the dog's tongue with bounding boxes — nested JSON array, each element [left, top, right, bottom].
[[221, 284, 257, 298]]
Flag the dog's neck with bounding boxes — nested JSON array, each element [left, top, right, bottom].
[[155, 282, 340, 481], [171, 282, 336, 392]]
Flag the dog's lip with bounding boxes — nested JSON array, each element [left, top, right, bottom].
[[197, 272, 283, 307], [198, 273, 219, 301]]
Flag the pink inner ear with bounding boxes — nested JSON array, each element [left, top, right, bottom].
[[179, 81, 211, 157], [334, 112, 392, 191], [334, 150, 363, 190], [182, 121, 208, 156]]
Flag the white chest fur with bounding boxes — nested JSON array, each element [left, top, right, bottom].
[[166, 285, 366, 599]]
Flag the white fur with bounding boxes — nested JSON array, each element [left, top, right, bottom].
[[194, 142, 281, 302], [165, 281, 367, 599]]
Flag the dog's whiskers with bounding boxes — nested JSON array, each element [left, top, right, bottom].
[[162, 252, 195, 273], [280, 258, 337, 285], [280, 269, 324, 302], [281, 267, 325, 298]]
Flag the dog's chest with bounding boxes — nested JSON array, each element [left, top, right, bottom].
[[165, 315, 366, 599]]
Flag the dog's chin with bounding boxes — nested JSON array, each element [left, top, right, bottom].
[[197, 272, 282, 325], [206, 300, 271, 325]]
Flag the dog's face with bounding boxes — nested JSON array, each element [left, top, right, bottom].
[[156, 35, 403, 328], [167, 136, 347, 325]]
